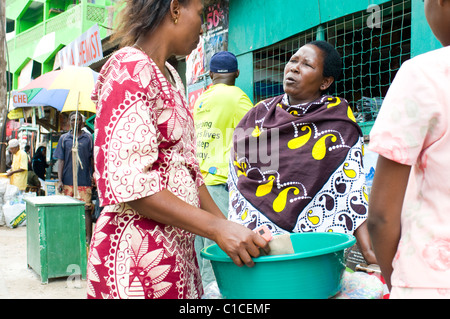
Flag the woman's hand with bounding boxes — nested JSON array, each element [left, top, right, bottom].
[[211, 219, 270, 267], [197, 185, 270, 266], [128, 189, 270, 268]]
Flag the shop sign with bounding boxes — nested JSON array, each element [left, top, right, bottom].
[[7, 108, 25, 120], [11, 92, 28, 107], [56, 24, 103, 69], [11, 91, 44, 108]]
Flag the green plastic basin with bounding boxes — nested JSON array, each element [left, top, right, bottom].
[[200, 232, 355, 299]]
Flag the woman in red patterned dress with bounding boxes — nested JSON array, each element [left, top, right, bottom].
[[87, 0, 269, 299]]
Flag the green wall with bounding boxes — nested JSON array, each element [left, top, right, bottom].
[[410, 0, 441, 57], [229, 0, 442, 103], [228, 0, 394, 57]]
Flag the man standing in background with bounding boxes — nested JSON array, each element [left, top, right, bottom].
[[6, 139, 28, 191], [54, 111, 94, 243], [193, 51, 253, 292]]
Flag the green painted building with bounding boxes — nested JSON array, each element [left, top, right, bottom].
[[6, 0, 442, 136], [5, 0, 115, 89], [226, 0, 441, 135]]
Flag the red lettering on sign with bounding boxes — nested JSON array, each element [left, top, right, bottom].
[[91, 34, 97, 58], [94, 31, 100, 59], [13, 93, 28, 104]]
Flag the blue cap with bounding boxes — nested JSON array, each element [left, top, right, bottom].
[[210, 51, 238, 73]]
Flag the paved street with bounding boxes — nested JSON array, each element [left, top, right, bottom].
[[0, 225, 87, 299]]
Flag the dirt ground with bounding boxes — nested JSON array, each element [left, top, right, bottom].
[[0, 225, 87, 299]]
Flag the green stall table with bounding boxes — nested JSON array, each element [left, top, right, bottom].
[[24, 195, 87, 284]]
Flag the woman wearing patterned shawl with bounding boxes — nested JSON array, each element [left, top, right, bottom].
[[228, 41, 376, 264]]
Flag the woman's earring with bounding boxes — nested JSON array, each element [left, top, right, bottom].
[[174, 18, 178, 24]]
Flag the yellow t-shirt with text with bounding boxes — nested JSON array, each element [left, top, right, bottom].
[[193, 83, 253, 185]]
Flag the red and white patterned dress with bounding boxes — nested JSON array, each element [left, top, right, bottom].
[[87, 47, 204, 299]]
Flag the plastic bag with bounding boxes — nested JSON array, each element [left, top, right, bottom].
[[3, 183, 19, 202], [0, 179, 7, 226], [0, 178, 9, 195], [3, 202, 26, 228], [334, 271, 384, 299], [201, 281, 223, 299], [0, 206, 5, 226]]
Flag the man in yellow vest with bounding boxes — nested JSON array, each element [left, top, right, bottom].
[[6, 139, 28, 191], [193, 51, 253, 292]]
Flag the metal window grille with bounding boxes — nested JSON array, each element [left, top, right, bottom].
[[253, 0, 411, 134], [86, 5, 107, 24]]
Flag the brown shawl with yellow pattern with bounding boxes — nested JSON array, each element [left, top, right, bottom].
[[228, 94, 368, 234]]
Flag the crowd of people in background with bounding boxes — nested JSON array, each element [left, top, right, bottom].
[[4, 111, 95, 243]]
